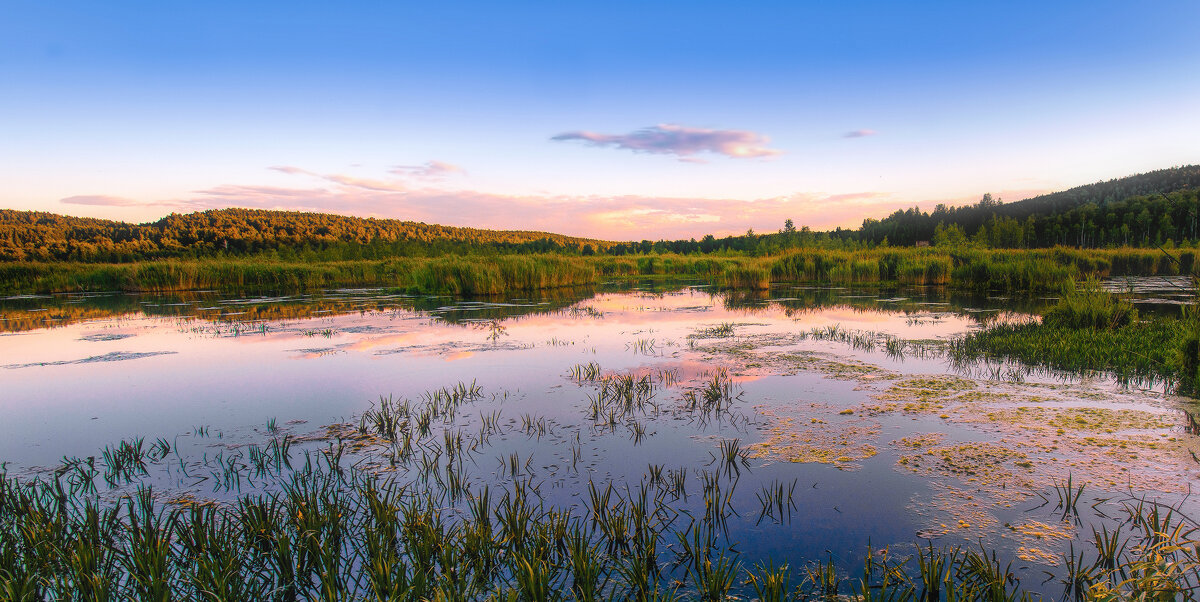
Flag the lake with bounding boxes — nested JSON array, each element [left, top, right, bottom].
[[2, 280, 1196, 597]]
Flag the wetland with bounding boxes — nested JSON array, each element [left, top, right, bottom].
[[2, 280, 1199, 599]]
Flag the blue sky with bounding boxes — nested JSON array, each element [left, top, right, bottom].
[[2, 1, 1197, 239]]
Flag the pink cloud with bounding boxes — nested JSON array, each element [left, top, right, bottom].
[[157, 182, 904, 240], [552, 124, 782, 160], [322, 174, 408, 192], [198, 185, 325, 199], [843, 129, 877, 138], [390, 160, 465, 179], [55, 163, 932, 240], [268, 165, 316, 176], [60, 195, 143, 207], [822, 191, 887, 203]]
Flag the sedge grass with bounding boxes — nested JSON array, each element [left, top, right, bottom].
[[1, 245, 1181, 296]]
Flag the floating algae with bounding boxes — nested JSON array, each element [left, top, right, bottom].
[[974, 406, 1173, 433], [1016, 546, 1061, 566], [1006, 520, 1074, 542], [689, 330, 898, 382], [861, 377, 979, 415], [898, 441, 1032, 488], [747, 403, 880, 470], [894, 433, 947, 449]]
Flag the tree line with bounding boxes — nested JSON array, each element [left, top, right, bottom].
[[2, 165, 1198, 263], [0, 208, 613, 262], [858, 165, 1200, 247]]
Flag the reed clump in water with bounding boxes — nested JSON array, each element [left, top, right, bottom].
[[949, 282, 1187, 389], [1043, 278, 1138, 330]]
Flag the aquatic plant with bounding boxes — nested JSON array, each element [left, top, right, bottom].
[[1043, 277, 1138, 330], [1, 245, 1172, 297]]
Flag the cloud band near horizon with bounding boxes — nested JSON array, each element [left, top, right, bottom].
[[54, 164, 1049, 241]]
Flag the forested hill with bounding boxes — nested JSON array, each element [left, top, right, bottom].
[[858, 165, 1200, 246], [0, 208, 614, 262], [5, 165, 1200, 262]]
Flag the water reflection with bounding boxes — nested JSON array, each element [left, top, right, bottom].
[[0, 281, 1065, 336], [2, 281, 1197, 597]]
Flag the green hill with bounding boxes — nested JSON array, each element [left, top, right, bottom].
[[857, 165, 1200, 247], [0, 208, 614, 262]]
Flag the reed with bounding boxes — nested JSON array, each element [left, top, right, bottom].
[[1053, 474, 1087, 520], [8, 379, 1200, 600], [5, 461, 1200, 600], [755, 479, 798, 525], [0, 245, 1174, 296], [948, 318, 1186, 389], [1043, 277, 1138, 330]]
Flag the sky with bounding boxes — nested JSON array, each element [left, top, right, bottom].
[[2, 1, 1198, 241]]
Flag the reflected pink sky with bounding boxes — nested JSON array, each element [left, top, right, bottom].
[[0, 288, 988, 467]]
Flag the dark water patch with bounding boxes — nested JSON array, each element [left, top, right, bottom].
[[78, 332, 135, 342], [4, 350, 177, 369]]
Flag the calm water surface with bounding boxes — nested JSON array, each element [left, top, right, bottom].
[[2, 282, 1196, 593]]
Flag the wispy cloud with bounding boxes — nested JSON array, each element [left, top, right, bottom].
[[322, 175, 408, 192], [60, 195, 144, 207], [843, 129, 877, 138], [552, 124, 782, 160], [163, 183, 903, 240], [390, 160, 465, 179], [198, 185, 324, 199], [56, 164, 920, 240], [823, 191, 886, 203], [268, 165, 316, 176], [60, 195, 183, 208]]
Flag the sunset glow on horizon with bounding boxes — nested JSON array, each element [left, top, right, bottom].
[[2, 1, 1198, 240]]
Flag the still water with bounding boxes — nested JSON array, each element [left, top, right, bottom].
[[2, 282, 1196, 593]]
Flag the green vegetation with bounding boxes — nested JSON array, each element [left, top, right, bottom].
[[1, 246, 1188, 296], [951, 319, 1185, 387], [4, 440, 1198, 600], [0, 255, 609, 296], [858, 165, 1200, 246], [1043, 279, 1138, 330], [2, 165, 1199, 297], [0, 208, 615, 262], [1177, 305, 1200, 395], [950, 281, 1189, 389]]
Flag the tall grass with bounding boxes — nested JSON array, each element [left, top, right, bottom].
[[4, 462, 1199, 600], [950, 280, 1186, 388], [0, 245, 1186, 295], [950, 318, 1184, 386], [1043, 278, 1138, 330], [5, 374, 1200, 598]]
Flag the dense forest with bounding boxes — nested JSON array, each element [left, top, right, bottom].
[[2, 165, 1199, 263], [0, 208, 614, 262], [857, 165, 1200, 247]]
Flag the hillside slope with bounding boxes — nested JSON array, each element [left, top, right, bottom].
[[0, 208, 613, 261]]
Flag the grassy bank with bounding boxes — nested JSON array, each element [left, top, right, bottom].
[[0, 246, 1188, 296]]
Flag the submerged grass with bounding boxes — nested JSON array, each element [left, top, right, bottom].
[[5, 366, 1200, 601], [5, 467, 1194, 600]]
